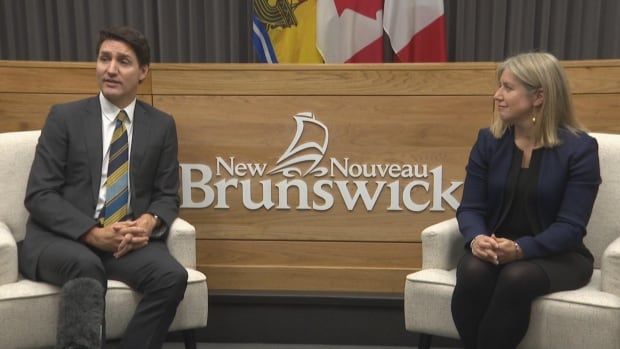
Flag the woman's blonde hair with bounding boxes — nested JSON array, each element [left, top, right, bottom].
[[490, 52, 586, 147]]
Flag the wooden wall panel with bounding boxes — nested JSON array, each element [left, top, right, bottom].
[[574, 95, 620, 133], [1, 60, 619, 295], [151, 66, 496, 96], [198, 241, 421, 268], [564, 66, 620, 94], [0, 93, 153, 132], [0, 66, 96, 93], [0, 61, 152, 133], [198, 266, 414, 293], [151, 61, 620, 96], [0, 61, 152, 94], [0, 93, 91, 131]]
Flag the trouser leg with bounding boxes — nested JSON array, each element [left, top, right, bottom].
[[102, 241, 188, 349], [451, 252, 499, 349], [477, 261, 549, 349], [36, 238, 108, 348]]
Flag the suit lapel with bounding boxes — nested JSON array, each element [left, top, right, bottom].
[[131, 102, 149, 186], [83, 97, 103, 204], [489, 129, 515, 225]]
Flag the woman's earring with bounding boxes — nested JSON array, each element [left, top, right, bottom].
[[531, 115, 536, 124]]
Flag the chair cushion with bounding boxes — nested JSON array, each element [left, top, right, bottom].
[[0, 130, 40, 243], [586, 133, 620, 268], [406, 268, 456, 287], [0, 269, 207, 348], [0, 221, 18, 286], [404, 268, 620, 348], [405, 269, 460, 338], [406, 269, 620, 309]]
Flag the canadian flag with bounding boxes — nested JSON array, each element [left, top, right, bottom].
[[316, 0, 384, 63], [383, 0, 447, 62]]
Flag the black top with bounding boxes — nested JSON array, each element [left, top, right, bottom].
[[495, 147, 543, 240], [494, 146, 593, 260]]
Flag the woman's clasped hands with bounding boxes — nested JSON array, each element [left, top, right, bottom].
[[471, 234, 523, 264]]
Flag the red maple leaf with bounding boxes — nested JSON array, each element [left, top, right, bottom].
[[333, 0, 382, 19]]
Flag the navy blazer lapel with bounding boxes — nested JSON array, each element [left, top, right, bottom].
[[489, 130, 515, 216], [84, 97, 103, 203]]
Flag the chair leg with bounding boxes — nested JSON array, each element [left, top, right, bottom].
[[418, 333, 433, 349], [182, 329, 197, 349]]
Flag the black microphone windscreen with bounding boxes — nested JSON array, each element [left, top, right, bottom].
[[56, 277, 105, 349]]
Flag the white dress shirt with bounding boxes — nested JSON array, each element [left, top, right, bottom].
[[94, 92, 136, 220]]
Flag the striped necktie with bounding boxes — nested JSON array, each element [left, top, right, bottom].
[[102, 110, 129, 226]]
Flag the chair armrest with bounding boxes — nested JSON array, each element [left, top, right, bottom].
[[0, 221, 18, 286], [601, 236, 620, 297], [166, 218, 197, 269], [421, 217, 465, 270]]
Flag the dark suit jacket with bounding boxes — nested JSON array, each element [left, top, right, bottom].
[[457, 127, 601, 259], [19, 96, 180, 280]]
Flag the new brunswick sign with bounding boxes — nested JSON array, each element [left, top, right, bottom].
[[180, 112, 463, 212]]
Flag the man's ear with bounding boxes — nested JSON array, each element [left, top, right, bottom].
[[139, 64, 149, 84], [533, 88, 544, 107]]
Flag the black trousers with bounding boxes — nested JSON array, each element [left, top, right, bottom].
[[451, 251, 591, 349], [36, 238, 188, 349]]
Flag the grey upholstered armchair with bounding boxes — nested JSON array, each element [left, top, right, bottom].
[[404, 132, 620, 349], [0, 130, 208, 348]]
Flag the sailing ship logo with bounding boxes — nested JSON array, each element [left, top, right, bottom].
[[268, 112, 329, 177]]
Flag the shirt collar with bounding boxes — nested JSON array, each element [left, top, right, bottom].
[[99, 92, 136, 124]]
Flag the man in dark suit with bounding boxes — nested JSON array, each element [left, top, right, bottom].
[[18, 26, 187, 349]]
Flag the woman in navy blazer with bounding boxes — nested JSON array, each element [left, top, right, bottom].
[[451, 52, 601, 349]]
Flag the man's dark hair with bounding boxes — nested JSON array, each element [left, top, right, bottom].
[[96, 26, 151, 66]]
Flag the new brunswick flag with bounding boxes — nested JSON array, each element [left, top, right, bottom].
[[252, 0, 323, 63]]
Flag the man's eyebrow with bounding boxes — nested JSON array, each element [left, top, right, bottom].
[[97, 50, 133, 61], [116, 53, 132, 60]]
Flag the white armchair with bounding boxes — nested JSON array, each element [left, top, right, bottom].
[[0, 130, 208, 348], [404, 132, 620, 349]]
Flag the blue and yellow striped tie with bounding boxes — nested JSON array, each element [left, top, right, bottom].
[[102, 110, 129, 226]]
